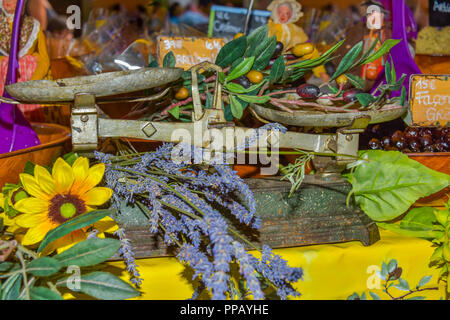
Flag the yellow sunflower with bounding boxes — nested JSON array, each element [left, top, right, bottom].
[[13, 157, 117, 253]]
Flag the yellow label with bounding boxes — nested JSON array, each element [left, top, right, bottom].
[[157, 36, 225, 71], [409, 74, 450, 127]]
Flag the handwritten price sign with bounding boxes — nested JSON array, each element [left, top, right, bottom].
[[157, 36, 225, 70], [409, 74, 450, 127]]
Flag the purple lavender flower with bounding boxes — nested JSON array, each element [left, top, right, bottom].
[[114, 228, 143, 287]]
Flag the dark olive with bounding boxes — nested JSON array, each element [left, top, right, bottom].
[[368, 138, 382, 150], [236, 76, 251, 89], [395, 140, 406, 150], [296, 84, 321, 99], [404, 127, 419, 141], [409, 140, 421, 153], [284, 54, 299, 61], [272, 42, 284, 58], [343, 89, 364, 103], [391, 130, 404, 143], [420, 134, 433, 147], [381, 136, 392, 148]]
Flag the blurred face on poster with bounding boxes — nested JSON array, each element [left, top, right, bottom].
[[277, 4, 292, 24], [366, 5, 384, 30]]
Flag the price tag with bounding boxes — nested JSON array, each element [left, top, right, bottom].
[[157, 36, 225, 70], [409, 74, 450, 127], [429, 0, 450, 27]]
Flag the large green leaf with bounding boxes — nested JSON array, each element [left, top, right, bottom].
[[331, 41, 363, 80], [289, 40, 344, 69], [215, 36, 247, 68], [225, 80, 267, 94], [226, 57, 255, 82], [57, 271, 140, 300], [30, 287, 63, 300], [400, 207, 437, 231], [27, 257, 62, 277], [54, 238, 121, 267], [269, 56, 285, 84], [346, 151, 450, 221], [237, 95, 270, 104], [0, 262, 17, 272], [359, 39, 401, 66], [377, 222, 444, 239], [38, 210, 113, 253]]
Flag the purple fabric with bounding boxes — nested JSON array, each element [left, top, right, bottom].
[[0, 0, 40, 154], [371, 0, 421, 98]]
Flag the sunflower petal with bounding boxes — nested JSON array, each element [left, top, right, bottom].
[[15, 213, 49, 228], [15, 197, 49, 214], [94, 216, 118, 234], [34, 165, 57, 196], [81, 187, 112, 206], [72, 157, 89, 185], [52, 158, 75, 193], [76, 164, 105, 195], [22, 222, 53, 246], [20, 173, 50, 200]]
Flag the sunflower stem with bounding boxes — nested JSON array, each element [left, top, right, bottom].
[[16, 250, 30, 300]]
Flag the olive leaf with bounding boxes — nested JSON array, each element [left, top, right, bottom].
[[229, 95, 244, 119], [225, 80, 267, 94], [163, 52, 176, 68], [245, 25, 269, 57], [269, 56, 285, 84], [289, 40, 345, 69], [253, 36, 277, 71], [346, 73, 365, 90], [331, 40, 364, 81], [237, 95, 270, 104], [358, 39, 401, 66], [356, 93, 376, 107], [226, 57, 255, 82], [216, 36, 247, 68], [345, 151, 450, 221]]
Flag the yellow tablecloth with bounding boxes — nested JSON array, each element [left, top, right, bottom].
[[106, 229, 446, 300]]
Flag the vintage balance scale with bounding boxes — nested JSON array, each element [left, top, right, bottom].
[[2, 60, 408, 257]]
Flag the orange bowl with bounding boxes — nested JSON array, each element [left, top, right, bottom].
[[408, 153, 450, 207], [0, 123, 71, 188]]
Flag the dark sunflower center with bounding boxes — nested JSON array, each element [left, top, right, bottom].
[[48, 194, 86, 224]]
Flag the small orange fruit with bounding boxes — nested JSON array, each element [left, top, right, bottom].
[[366, 68, 379, 81], [292, 43, 315, 57], [246, 70, 264, 84], [175, 87, 189, 100], [234, 33, 245, 40]]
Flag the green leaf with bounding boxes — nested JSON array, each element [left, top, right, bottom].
[[356, 93, 376, 107], [430, 246, 444, 264], [57, 271, 140, 300], [394, 279, 410, 291], [30, 286, 63, 300], [377, 223, 443, 239], [380, 262, 388, 279], [1, 273, 22, 300], [269, 56, 285, 84], [38, 210, 113, 253], [148, 54, 159, 68], [387, 259, 398, 273], [0, 262, 16, 272], [385, 61, 392, 84], [229, 95, 244, 119], [345, 151, 450, 221], [360, 292, 367, 300], [245, 25, 269, 57], [225, 80, 267, 94], [226, 57, 255, 82], [290, 40, 345, 70], [400, 207, 437, 231], [27, 257, 62, 277], [346, 73, 365, 90], [237, 95, 270, 104], [417, 275, 432, 288], [23, 161, 35, 176], [406, 296, 426, 300], [253, 36, 277, 71], [331, 41, 364, 80], [216, 36, 247, 68], [163, 52, 176, 68], [168, 106, 180, 119], [359, 39, 401, 66], [63, 153, 79, 166], [347, 292, 360, 300], [434, 209, 449, 226], [218, 72, 226, 84], [369, 292, 382, 300], [54, 238, 121, 268], [400, 86, 407, 107]]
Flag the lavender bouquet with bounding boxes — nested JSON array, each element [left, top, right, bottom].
[[95, 142, 303, 300]]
